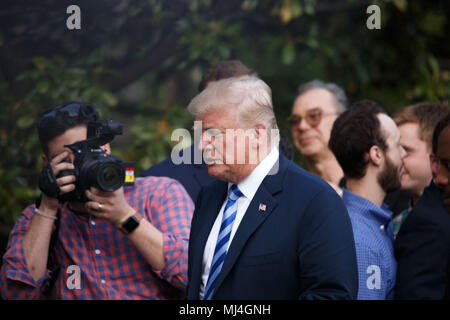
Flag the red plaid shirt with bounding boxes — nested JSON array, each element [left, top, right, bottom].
[[0, 177, 194, 300]]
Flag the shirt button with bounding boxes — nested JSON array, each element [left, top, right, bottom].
[[91, 220, 96, 226], [380, 225, 385, 230], [101, 279, 106, 285], [95, 249, 101, 255]]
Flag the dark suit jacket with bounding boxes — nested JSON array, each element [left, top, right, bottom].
[[187, 154, 358, 300], [394, 181, 450, 299], [141, 145, 215, 203]]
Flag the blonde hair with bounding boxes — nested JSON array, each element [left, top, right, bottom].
[[187, 76, 280, 146], [393, 102, 449, 150]]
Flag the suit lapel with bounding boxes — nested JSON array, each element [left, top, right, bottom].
[[212, 156, 287, 297]]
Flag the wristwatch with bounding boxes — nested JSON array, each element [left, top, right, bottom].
[[118, 212, 143, 235]]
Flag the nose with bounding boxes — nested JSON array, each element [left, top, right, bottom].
[[297, 116, 312, 132], [199, 131, 212, 152], [400, 145, 407, 159]]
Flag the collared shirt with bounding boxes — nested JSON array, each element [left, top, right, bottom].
[[391, 199, 413, 239], [199, 147, 279, 299], [1, 177, 194, 300], [342, 189, 396, 300]]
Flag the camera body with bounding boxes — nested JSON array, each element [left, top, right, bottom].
[[57, 119, 125, 203]]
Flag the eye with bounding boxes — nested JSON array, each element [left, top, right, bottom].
[[307, 110, 322, 121]]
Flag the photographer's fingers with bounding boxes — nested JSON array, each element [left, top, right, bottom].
[[90, 186, 117, 198], [85, 201, 108, 218], [50, 151, 69, 166], [56, 175, 76, 195], [85, 189, 107, 204], [52, 161, 75, 177], [59, 183, 76, 195], [56, 174, 76, 186]]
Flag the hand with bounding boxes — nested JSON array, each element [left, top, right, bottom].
[[50, 151, 76, 195], [84, 187, 135, 225], [39, 151, 76, 212]]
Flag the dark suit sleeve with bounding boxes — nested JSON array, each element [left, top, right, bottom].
[[394, 211, 448, 299], [186, 186, 204, 299], [297, 189, 358, 300]]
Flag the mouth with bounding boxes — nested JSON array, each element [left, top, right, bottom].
[[298, 136, 316, 145], [204, 157, 223, 165]]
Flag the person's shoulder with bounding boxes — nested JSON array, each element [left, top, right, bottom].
[[141, 156, 177, 177], [407, 184, 449, 227], [130, 176, 188, 194], [283, 159, 337, 196], [141, 146, 198, 178]]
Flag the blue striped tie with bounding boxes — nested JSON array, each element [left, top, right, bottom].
[[203, 184, 243, 300]]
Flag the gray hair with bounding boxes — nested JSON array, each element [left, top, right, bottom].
[[296, 80, 348, 112], [187, 76, 280, 146]]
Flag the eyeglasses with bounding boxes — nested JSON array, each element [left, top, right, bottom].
[[287, 108, 340, 128], [37, 103, 97, 128]]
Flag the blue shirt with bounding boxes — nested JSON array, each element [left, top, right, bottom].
[[342, 189, 396, 300]]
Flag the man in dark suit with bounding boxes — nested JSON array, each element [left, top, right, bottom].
[[394, 113, 450, 299], [186, 76, 358, 300]]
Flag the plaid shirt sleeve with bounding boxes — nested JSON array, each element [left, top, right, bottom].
[[146, 178, 194, 290], [0, 205, 53, 299]]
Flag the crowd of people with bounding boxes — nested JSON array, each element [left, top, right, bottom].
[[1, 60, 449, 300]]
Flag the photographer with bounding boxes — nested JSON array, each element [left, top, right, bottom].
[[0, 102, 194, 299]]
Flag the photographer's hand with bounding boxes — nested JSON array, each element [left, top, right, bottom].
[[85, 187, 135, 225], [23, 151, 77, 282], [40, 151, 77, 210], [85, 187, 165, 270], [50, 151, 77, 196]]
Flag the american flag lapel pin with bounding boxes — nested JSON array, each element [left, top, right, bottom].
[[258, 203, 267, 212]]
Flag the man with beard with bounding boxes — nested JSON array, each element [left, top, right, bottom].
[[329, 100, 406, 300]]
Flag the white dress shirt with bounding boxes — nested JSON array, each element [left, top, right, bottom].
[[199, 147, 280, 299]]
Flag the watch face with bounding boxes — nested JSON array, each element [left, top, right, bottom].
[[122, 216, 140, 233]]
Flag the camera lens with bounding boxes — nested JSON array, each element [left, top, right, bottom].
[[95, 162, 125, 192]]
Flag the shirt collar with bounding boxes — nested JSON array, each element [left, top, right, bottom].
[[342, 188, 393, 224], [229, 147, 279, 200]]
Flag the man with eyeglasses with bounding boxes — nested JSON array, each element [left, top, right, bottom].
[[288, 80, 347, 195], [395, 113, 450, 299], [0, 102, 194, 299]]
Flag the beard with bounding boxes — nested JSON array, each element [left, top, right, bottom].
[[377, 155, 402, 193]]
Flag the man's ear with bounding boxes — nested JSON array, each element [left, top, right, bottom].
[[253, 124, 267, 146], [430, 152, 437, 177], [101, 143, 111, 155], [42, 154, 49, 166], [368, 145, 383, 167]]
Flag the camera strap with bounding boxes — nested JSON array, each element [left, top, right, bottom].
[[38, 165, 61, 198]]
